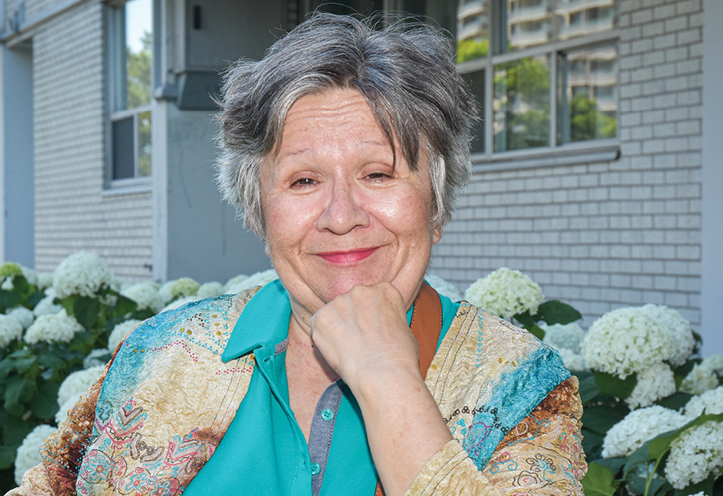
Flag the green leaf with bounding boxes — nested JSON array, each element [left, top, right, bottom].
[[1, 416, 33, 446], [8, 349, 31, 359], [655, 392, 693, 411], [12, 356, 37, 374], [591, 456, 626, 475], [581, 427, 604, 460], [673, 473, 715, 495], [581, 462, 620, 496], [25, 289, 45, 309], [0, 446, 16, 469], [29, 381, 60, 420], [513, 310, 540, 328], [537, 300, 582, 325], [73, 296, 100, 330], [37, 351, 66, 371], [0, 290, 21, 313], [576, 372, 602, 404], [3, 376, 36, 409], [59, 294, 79, 316], [624, 439, 653, 473], [582, 403, 630, 436], [108, 293, 137, 319], [0, 359, 13, 380], [649, 413, 723, 460], [594, 370, 637, 400], [523, 322, 545, 340]]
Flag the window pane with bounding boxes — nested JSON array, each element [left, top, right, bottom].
[[503, 0, 553, 52], [556, 0, 618, 41], [493, 55, 550, 152], [138, 111, 152, 177], [312, 0, 382, 16], [456, 0, 490, 63], [112, 117, 135, 180], [557, 44, 617, 144], [125, 0, 152, 109], [462, 70, 485, 153]]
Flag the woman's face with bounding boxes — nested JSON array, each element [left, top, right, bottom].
[[260, 88, 442, 317]]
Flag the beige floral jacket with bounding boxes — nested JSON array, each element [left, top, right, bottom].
[[10, 289, 586, 496]]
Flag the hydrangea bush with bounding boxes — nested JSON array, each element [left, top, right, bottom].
[[3, 258, 723, 495]]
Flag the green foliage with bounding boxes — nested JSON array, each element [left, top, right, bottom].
[[594, 370, 638, 400], [569, 91, 617, 142], [582, 462, 620, 496], [457, 38, 488, 63], [0, 278, 138, 492], [126, 31, 152, 108]]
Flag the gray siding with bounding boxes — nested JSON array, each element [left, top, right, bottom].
[[433, 0, 704, 328]]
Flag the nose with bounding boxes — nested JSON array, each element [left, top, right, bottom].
[[316, 180, 370, 234]]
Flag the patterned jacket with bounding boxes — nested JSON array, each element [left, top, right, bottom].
[[10, 289, 587, 496]]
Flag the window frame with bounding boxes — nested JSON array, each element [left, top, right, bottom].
[[455, 0, 620, 166], [104, 0, 154, 192]]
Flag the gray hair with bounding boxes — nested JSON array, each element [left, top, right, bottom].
[[216, 13, 477, 239]]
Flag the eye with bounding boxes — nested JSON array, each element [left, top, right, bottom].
[[365, 172, 391, 182], [291, 177, 317, 188]]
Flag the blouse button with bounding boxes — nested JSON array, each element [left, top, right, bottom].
[[311, 463, 321, 476], [321, 408, 334, 421]]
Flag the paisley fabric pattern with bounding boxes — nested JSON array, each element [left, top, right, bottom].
[[9, 293, 585, 496]]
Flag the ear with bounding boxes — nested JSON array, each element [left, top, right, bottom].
[[432, 224, 443, 244]]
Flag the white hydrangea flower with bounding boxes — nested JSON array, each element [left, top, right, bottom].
[[688, 492, 707, 496], [0, 314, 23, 348], [541, 322, 586, 354], [170, 278, 199, 300], [601, 405, 687, 458], [700, 355, 723, 376], [83, 348, 111, 369], [158, 280, 176, 304], [108, 319, 142, 352], [625, 362, 677, 410], [14, 424, 57, 485], [20, 266, 38, 287], [640, 304, 695, 367], [55, 395, 79, 425], [684, 386, 723, 419], [36, 272, 53, 291], [464, 268, 544, 320], [581, 307, 676, 379], [24, 310, 83, 345], [224, 274, 248, 292], [57, 365, 105, 407], [197, 282, 225, 299], [160, 295, 202, 313], [681, 364, 720, 396], [554, 347, 588, 371], [7, 306, 34, 330], [122, 281, 164, 314], [53, 252, 113, 299], [33, 289, 62, 317], [1, 278, 13, 290], [665, 420, 723, 489], [424, 274, 462, 302], [226, 269, 278, 294]]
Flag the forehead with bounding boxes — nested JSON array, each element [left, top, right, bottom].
[[278, 89, 389, 150]]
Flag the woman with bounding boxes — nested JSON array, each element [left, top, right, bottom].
[[11, 14, 586, 496]]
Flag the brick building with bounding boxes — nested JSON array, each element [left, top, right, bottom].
[[0, 0, 721, 354]]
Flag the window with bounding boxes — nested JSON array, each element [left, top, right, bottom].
[[108, 0, 153, 184], [456, 0, 618, 157]]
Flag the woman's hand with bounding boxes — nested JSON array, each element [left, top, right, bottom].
[[310, 283, 452, 496], [309, 282, 419, 389]]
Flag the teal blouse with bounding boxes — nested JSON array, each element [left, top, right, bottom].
[[185, 280, 459, 496]]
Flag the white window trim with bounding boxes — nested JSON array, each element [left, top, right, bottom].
[[456, 4, 620, 164], [104, 1, 154, 192]]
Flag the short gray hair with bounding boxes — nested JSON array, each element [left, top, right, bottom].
[[216, 13, 477, 238]]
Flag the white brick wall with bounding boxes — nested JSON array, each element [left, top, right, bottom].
[[433, 0, 703, 328], [32, 1, 153, 281]]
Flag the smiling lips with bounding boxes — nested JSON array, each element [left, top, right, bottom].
[[315, 247, 380, 265]]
